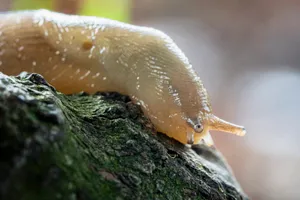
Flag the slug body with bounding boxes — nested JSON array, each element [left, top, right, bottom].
[[0, 10, 246, 145]]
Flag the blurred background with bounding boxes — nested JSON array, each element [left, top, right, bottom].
[[1, 0, 300, 199]]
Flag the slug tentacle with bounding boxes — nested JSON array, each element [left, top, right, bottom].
[[202, 132, 214, 146], [207, 114, 246, 136]]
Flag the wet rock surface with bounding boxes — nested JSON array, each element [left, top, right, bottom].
[[0, 72, 248, 200]]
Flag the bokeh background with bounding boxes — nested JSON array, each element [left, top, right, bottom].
[[1, 0, 300, 199]]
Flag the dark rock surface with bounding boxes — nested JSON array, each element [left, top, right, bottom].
[[0, 72, 248, 200]]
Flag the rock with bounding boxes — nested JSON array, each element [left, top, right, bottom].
[[0, 72, 248, 200]]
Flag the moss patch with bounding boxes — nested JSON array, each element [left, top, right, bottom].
[[0, 72, 248, 200]]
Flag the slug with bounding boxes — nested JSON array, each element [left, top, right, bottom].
[[0, 9, 246, 145]]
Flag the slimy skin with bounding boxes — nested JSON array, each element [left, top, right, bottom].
[[0, 10, 246, 145]]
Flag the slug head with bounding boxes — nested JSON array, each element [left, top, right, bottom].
[[185, 113, 246, 145]]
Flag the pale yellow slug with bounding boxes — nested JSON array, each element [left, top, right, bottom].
[[0, 10, 246, 145]]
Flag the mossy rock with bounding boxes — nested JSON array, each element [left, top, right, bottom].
[[0, 72, 248, 200]]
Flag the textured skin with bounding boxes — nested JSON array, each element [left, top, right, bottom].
[[0, 10, 245, 145]]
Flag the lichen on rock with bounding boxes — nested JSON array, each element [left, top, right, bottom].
[[0, 72, 248, 200]]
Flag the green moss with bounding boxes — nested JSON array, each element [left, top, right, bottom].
[[0, 72, 248, 200]]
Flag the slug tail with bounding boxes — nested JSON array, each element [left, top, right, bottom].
[[207, 114, 246, 136]]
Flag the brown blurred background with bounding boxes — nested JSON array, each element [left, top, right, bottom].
[[1, 0, 300, 199]]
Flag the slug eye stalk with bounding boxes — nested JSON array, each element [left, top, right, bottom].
[[207, 114, 246, 136]]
